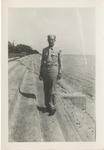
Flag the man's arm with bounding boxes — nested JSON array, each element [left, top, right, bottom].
[[57, 50, 63, 79], [39, 49, 44, 80]]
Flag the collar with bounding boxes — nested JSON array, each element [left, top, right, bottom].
[[48, 45, 55, 50]]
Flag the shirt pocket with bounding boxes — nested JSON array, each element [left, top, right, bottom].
[[51, 53, 58, 63]]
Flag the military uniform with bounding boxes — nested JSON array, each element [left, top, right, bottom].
[[39, 35, 63, 114]]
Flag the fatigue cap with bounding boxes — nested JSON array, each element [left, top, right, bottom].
[[47, 35, 56, 40]]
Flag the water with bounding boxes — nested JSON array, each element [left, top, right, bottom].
[[62, 54, 95, 99]]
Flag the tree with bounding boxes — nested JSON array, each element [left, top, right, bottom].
[[8, 41, 16, 53], [8, 41, 39, 54]]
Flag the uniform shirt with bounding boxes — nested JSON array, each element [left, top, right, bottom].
[[40, 46, 63, 76]]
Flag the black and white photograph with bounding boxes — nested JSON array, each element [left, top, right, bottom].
[[1, 0, 104, 149], [8, 7, 96, 142]]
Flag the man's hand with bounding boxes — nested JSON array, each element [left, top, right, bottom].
[[57, 72, 62, 80], [39, 74, 43, 80]]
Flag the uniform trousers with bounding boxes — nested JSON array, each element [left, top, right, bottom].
[[43, 66, 58, 110]]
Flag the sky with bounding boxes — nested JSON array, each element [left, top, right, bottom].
[[8, 8, 95, 55]]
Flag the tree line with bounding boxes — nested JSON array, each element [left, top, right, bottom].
[[8, 41, 39, 54]]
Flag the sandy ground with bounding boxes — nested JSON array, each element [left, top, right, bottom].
[[8, 54, 96, 142]]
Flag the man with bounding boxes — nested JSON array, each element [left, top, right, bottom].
[[39, 35, 63, 116]]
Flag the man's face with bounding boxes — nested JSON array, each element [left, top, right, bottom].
[[48, 38, 55, 47]]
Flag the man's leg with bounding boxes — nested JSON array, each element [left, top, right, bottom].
[[52, 93, 57, 105], [49, 94, 55, 109], [43, 80, 50, 110], [48, 94, 56, 116], [48, 78, 57, 115]]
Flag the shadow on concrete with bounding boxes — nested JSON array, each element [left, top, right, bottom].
[[37, 106, 48, 113], [19, 89, 36, 99]]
